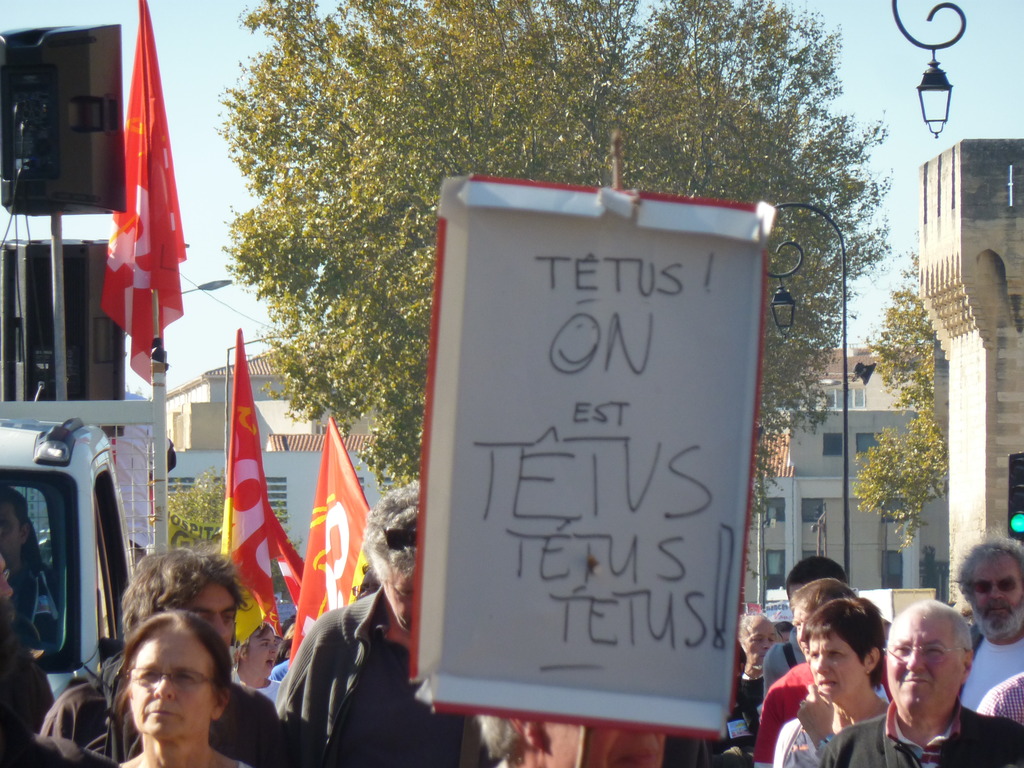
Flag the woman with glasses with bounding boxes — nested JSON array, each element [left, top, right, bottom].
[[117, 610, 251, 768], [773, 597, 887, 768]]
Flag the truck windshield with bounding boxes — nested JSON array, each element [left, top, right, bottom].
[[0, 474, 72, 664]]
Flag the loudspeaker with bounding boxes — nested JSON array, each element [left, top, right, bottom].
[[0, 240, 124, 400], [0, 25, 124, 215]]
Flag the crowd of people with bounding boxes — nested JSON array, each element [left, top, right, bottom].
[[6, 481, 1024, 767], [736, 544, 1024, 768]]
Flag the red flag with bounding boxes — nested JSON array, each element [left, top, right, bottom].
[[267, 511, 304, 604], [222, 330, 303, 639], [103, 0, 185, 382], [291, 417, 369, 660]]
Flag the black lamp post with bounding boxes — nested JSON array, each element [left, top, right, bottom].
[[892, 1, 966, 138], [770, 285, 796, 335], [768, 202, 851, 577]]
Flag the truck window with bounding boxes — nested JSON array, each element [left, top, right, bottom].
[[94, 470, 127, 645], [0, 475, 72, 664]]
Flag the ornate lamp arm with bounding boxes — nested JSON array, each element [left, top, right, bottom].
[[892, 1, 966, 54]]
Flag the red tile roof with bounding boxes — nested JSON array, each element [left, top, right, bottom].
[[763, 433, 794, 478], [267, 433, 374, 453], [206, 353, 276, 378], [820, 347, 873, 380]]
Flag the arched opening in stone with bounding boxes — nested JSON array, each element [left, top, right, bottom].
[[976, 250, 1020, 332]]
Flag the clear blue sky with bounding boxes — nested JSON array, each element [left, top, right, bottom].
[[3, 0, 1021, 392]]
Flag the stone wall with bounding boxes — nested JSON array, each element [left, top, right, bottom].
[[919, 139, 1024, 596]]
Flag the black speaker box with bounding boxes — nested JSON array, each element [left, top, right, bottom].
[[0, 240, 124, 400], [0, 25, 124, 215]]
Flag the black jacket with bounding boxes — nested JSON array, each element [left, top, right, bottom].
[[820, 706, 1024, 768], [0, 702, 116, 768], [278, 591, 379, 768]]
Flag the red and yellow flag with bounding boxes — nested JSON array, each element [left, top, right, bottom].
[[103, 0, 185, 382], [291, 417, 369, 660], [222, 329, 303, 640]]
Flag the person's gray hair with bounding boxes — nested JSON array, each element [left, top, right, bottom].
[[957, 537, 1024, 609], [363, 481, 419, 583], [738, 613, 770, 639], [477, 716, 522, 761], [894, 599, 972, 650]]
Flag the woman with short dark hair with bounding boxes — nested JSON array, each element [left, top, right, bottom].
[[772, 597, 887, 768]]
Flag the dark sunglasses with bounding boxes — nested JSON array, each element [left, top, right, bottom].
[[384, 526, 417, 551], [972, 577, 1019, 595]]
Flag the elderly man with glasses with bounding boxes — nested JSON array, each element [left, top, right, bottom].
[[279, 481, 481, 768], [956, 537, 1024, 708], [820, 600, 1024, 768]]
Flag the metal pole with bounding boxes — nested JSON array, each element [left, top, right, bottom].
[[758, 509, 765, 607], [225, 345, 232, 472], [771, 202, 850, 576], [152, 349, 168, 550], [841, 236, 851, 578], [50, 214, 68, 400], [0, 244, 7, 401]]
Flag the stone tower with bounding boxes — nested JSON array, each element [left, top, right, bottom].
[[919, 139, 1024, 589]]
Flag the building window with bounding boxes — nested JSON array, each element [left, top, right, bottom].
[[827, 388, 866, 410], [822, 433, 842, 456], [168, 477, 195, 493], [856, 433, 879, 454], [802, 498, 825, 524], [766, 497, 785, 525], [266, 477, 288, 524], [881, 499, 904, 522], [883, 550, 904, 588], [766, 549, 786, 589]]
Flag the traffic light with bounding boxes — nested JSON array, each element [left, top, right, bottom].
[[1009, 452, 1024, 541]]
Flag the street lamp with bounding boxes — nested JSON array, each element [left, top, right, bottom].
[[767, 202, 852, 577], [182, 279, 233, 295], [891, 1, 966, 138]]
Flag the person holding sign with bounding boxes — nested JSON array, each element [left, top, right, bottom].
[[279, 481, 476, 768], [772, 598, 887, 768], [477, 717, 666, 768]]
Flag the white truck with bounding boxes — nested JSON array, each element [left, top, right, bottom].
[[0, 399, 164, 693]]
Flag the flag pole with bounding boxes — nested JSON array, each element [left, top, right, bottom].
[[574, 726, 590, 768], [151, 288, 168, 549]]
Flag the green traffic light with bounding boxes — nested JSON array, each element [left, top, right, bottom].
[[1012, 513, 1024, 534]]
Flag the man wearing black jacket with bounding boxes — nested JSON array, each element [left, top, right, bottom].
[[821, 600, 1024, 768]]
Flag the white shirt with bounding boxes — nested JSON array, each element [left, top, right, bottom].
[[961, 635, 1024, 709], [772, 718, 820, 768], [254, 677, 282, 703]]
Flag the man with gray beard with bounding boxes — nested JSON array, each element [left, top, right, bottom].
[[958, 537, 1024, 708]]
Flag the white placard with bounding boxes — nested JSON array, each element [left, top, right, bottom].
[[416, 176, 773, 735]]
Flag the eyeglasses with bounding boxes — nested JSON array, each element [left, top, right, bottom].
[[384, 526, 417, 551], [970, 577, 1019, 595], [886, 644, 965, 663], [130, 667, 213, 691]]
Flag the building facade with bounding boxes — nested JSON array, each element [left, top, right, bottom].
[[165, 357, 385, 553], [745, 348, 950, 604]]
